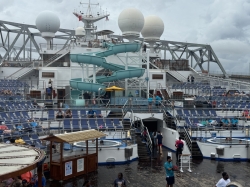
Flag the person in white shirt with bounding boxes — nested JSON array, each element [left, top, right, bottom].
[[215, 172, 230, 187]]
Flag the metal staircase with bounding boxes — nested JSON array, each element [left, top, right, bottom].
[[134, 120, 152, 162], [44, 49, 70, 67], [166, 70, 187, 82], [179, 127, 203, 160], [6, 62, 34, 80]]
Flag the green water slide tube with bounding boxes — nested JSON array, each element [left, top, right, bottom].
[[70, 42, 145, 95]]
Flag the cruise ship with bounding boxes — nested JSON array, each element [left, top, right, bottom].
[[0, 1, 248, 186]]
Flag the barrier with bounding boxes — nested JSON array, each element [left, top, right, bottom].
[[179, 154, 192, 173]]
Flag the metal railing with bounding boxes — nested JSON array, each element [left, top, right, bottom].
[[133, 116, 152, 153]]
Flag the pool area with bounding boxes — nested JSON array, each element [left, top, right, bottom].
[[74, 139, 122, 148], [207, 137, 249, 144]]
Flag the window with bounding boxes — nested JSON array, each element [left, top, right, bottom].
[[42, 72, 55, 78], [152, 74, 163, 79]]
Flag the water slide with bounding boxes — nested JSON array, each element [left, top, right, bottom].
[[70, 42, 145, 95]]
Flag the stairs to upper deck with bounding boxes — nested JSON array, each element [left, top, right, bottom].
[[166, 70, 187, 82]]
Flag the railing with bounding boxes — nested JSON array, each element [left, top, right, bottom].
[[6, 62, 34, 79], [182, 126, 193, 154], [134, 116, 152, 153], [43, 47, 70, 67]]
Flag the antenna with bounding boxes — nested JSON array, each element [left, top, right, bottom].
[[80, 0, 99, 17]]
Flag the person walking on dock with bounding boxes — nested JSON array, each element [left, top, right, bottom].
[[157, 131, 163, 154], [175, 137, 183, 164], [164, 156, 175, 187], [215, 172, 230, 187], [114, 172, 126, 187]]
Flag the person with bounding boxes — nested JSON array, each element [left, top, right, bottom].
[[239, 140, 242, 144], [33, 173, 46, 187], [155, 95, 162, 108], [114, 172, 126, 187], [65, 109, 72, 118], [212, 100, 217, 108], [157, 131, 163, 154], [148, 96, 153, 112], [0, 122, 8, 130], [5, 137, 11, 144], [22, 179, 32, 187], [48, 79, 52, 89], [215, 172, 230, 187], [88, 109, 96, 118], [207, 101, 212, 108], [242, 109, 249, 117], [175, 137, 183, 163], [10, 176, 22, 187], [56, 109, 64, 119], [83, 180, 92, 187], [15, 137, 25, 144], [21, 171, 33, 184], [164, 156, 175, 187], [92, 97, 96, 106], [187, 76, 190, 82], [128, 92, 133, 97], [143, 44, 147, 52], [83, 92, 91, 107], [191, 75, 194, 83]]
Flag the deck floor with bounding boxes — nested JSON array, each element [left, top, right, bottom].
[[47, 147, 250, 187]]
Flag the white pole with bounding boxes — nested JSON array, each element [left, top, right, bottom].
[[125, 53, 128, 96], [147, 51, 150, 99]]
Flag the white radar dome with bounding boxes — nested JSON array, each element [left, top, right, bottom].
[[141, 15, 164, 41], [36, 10, 60, 39], [75, 27, 85, 36], [118, 8, 144, 37]]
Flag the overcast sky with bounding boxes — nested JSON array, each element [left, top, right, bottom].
[[1, 0, 250, 74]]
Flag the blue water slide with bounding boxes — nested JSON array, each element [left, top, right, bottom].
[[70, 42, 145, 94]]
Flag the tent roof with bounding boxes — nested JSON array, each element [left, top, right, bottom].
[[42, 130, 106, 143]]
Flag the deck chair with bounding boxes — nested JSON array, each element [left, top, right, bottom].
[[105, 118, 114, 130], [72, 119, 80, 131], [88, 118, 97, 129], [63, 118, 72, 131], [80, 118, 89, 130]]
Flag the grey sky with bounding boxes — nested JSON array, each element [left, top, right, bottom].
[[1, 0, 250, 73]]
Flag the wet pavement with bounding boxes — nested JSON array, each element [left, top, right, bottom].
[[47, 147, 250, 187]]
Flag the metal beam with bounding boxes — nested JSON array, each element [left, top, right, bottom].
[[1, 27, 23, 64]]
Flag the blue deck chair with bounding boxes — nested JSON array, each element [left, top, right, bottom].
[[196, 109, 204, 116], [14, 111, 23, 119], [190, 109, 197, 116], [22, 111, 31, 120], [63, 118, 72, 131], [48, 110, 55, 121], [72, 119, 80, 131], [97, 118, 105, 129], [80, 118, 89, 130], [80, 109, 87, 117], [210, 109, 217, 116], [113, 118, 123, 130], [204, 110, 211, 116], [184, 117, 192, 126], [105, 118, 114, 130], [176, 110, 183, 119], [183, 109, 191, 117], [22, 135, 33, 145], [88, 118, 97, 129], [72, 110, 79, 119]]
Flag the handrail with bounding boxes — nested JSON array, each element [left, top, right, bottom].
[[6, 62, 33, 79], [183, 126, 193, 153], [134, 115, 152, 153]]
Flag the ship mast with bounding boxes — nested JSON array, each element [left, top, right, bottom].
[[73, 0, 110, 41]]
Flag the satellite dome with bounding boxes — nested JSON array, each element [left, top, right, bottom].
[[75, 27, 85, 36], [36, 10, 60, 38], [141, 15, 164, 41], [118, 8, 144, 37]]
